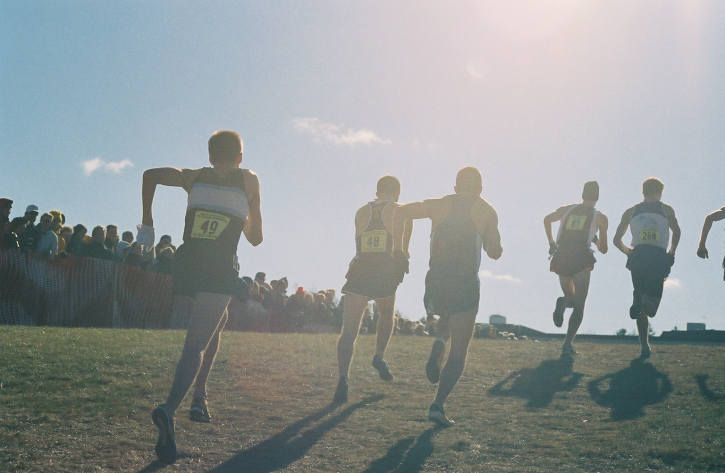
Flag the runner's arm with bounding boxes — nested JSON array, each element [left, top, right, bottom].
[[596, 213, 609, 254], [664, 204, 680, 255], [393, 201, 433, 257], [613, 208, 634, 255], [141, 167, 195, 227], [697, 208, 725, 259], [402, 219, 413, 255], [478, 205, 502, 260], [243, 170, 263, 246], [543, 206, 569, 245]]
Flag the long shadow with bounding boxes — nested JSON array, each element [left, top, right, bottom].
[[487, 356, 584, 408], [588, 358, 672, 420], [695, 374, 725, 402], [205, 394, 384, 473], [360, 426, 442, 473]]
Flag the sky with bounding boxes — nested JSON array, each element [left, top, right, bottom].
[[2, 1, 725, 336]]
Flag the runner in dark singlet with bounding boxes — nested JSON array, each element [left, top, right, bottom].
[[334, 175, 411, 403], [140, 131, 262, 464], [393, 167, 502, 427], [544, 181, 608, 356], [614, 178, 679, 359]]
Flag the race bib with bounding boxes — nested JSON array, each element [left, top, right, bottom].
[[361, 230, 388, 253], [191, 211, 230, 240], [640, 227, 660, 244], [565, 215, 587, 231]]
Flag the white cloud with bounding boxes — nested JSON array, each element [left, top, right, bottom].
[[664, 278, 682, 290], [292, 117, 391, 146], [479, 269, 522, 284], [82, 158, 134, 176]]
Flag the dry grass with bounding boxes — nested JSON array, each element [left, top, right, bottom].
[[1, 326, 724, 472]]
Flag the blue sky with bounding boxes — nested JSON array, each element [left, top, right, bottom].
[[2, 1, 725, 336]]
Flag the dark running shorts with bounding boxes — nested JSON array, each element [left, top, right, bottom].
[[341, 255, 399, 300], [626, 245, 673, 299], [172, 245, 242, 298], [423, 269, 480, 316], [550, 245, 596, 277]]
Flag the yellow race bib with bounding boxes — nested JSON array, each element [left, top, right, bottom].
[[565, 215, 587, 231], [191, 211, 230, 240], [361, 230, 388, 253], [640, 227, 660, 244]]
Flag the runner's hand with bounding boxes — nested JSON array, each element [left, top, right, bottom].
[[666, 253, 675, 267], [136, 224, 156, 248], [548, 242, 558, 258], [393, 250, 409, 284], [697, 245, 709, 259]]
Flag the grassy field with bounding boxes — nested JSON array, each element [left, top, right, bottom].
[[1, 326, 724, 473]]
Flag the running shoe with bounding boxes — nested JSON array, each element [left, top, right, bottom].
[[553, 297, 565, 328], [640, 344, 651, 359], [428, 403, 454, 427], [426, 339, 446, 384], [372, 355, 394, 381], [333, 377, 348, 404], [630, 289, 643, 319], [561, 344, 578, 356], [152, 404, 177, 465], [189, 396, 211, 423]]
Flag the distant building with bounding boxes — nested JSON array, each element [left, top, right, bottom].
[[489, 314, 506, 325], [687, 323, 706, 331]]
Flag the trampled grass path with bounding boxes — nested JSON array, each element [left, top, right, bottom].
[[1, 326, 724, 472]]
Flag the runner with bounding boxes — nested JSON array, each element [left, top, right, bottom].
[[696, 206, 725, 280], [544, 181, 608, 356], [334, 175, 411, 404], [139, 130, 262, 464], [393, 167, 502, 427], [613, 177, 679, 359]]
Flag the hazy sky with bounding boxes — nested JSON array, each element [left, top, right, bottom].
[[2, 1, 724, 336]]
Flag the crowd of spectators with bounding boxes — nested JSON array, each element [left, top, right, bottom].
[[1, 197, 445, 336]]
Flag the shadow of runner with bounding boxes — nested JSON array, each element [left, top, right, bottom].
[[695, 374, 725, 402], [588, 358, 673, 420], [204, 394, 384, 473], [360, 426, 442, 473], [487, 356, 583, 408]]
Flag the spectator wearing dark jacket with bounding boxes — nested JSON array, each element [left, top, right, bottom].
[[66, 224, 87, 255], [79, 226, 117, 261], [1, 217, 28, 249]]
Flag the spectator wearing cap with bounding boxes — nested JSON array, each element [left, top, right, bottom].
[[34, 213, 59, 257], [1, 217, 28, 249], [66, 224, 87, 255], [78, 225, 116, 261], [24, 205, 39, 226], [0, 198, 12, 234]]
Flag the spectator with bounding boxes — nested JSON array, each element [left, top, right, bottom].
[[121, 231, 134, 244], [78, 225, 116, 261], [312, 292, 333, 325], [154, 246, 175, 275], [158, 234, 176, 251], [1, 217, 28, 249], [66, 224, 87, 255], [105, 224, 120, 257], [49, 210, 65, 254], [0, 198, 12, 234], [123, 242, 147, 268], [34, 213, 59, 257], [24, 205, 39, 226], [59, 225, 73, 257], [116, 230, 134, 260]]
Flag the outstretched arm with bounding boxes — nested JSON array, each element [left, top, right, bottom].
[[393, 201, 432, 257], [141, 167, 195, 227], [613, 208, 634, 256], [697, 208, 725, 259], [243, 171, 263, 246]]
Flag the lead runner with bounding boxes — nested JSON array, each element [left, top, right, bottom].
[[139, 130, 262, 464]]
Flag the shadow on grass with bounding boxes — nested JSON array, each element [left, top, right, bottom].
[[487, 356, 583, 408], [360, 426, 443, 473], [588, 358, 672, 420], [202, 394, 384, 473], [695, 374, 725, 402]]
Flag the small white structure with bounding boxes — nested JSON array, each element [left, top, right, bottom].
[[489, 314, 506, 325], [687, 323, 706, 331]]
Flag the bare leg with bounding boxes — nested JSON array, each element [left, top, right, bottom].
[[636, 314, 649, 349], [336, 293, 369, 379], [192, 311, 228, 399], [432, 309, 477, 408], [563, 269, 591, 348], [165, 293, 232, 413], [558, 276, 575, 306], [373, 295, 395, 357]]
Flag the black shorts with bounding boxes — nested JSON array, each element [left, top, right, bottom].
[[341, 255, 398, 300], [172, 244, 241, 298], [626, 245, 673, 299], [550, 245, 596, 277], [424, 269, 480, 316]]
